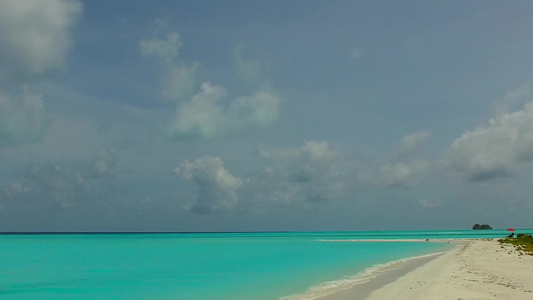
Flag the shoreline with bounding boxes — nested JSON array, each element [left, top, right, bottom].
[[282, 240, 462, 300], [316, 241, 464, 300], [312, 239, 533, 300]]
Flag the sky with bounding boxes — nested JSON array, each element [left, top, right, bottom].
[[1, 0, 533, 232]]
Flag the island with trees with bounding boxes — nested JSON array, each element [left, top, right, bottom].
[[472, 224, 493, 230]]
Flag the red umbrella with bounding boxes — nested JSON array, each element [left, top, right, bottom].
[[507, 228, 515, 232]]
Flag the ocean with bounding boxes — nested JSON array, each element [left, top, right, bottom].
[[0, 230, 519, 299]]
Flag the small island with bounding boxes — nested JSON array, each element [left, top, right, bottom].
[[472, 224, 492, 230]]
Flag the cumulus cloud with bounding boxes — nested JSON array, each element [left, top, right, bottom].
[[246, 137, 432, 210], [140, 32, 181, 61], [141, 28, 282, 139], [0, 0, 82, 76], [168, 82, 280, 138], [444, 102, 533, 182], [290, 141, 345, 201], [140, 31, 197, 100], [246, 141, 347, 206], [260, 140, 339, 183], [398, 130, 432, 156], [0, 86, 49, 147], [0, 147, 119, 212], [289, 140, 338, 182], [168, 82, 226, 138], [174, 156, 242, 214], [379, 159, 429, 188], [0, 0, 81, 147], [371, 130, 431, 188], [493, 83, 533, 114], [228, 92, 280, 127]]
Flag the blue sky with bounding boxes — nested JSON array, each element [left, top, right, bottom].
[[1, 0, 533, 232]]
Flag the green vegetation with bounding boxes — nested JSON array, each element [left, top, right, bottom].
[[472, 224, 492, 230], [498, 234, 533, 256]]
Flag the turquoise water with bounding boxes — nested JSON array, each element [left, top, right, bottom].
[[0, 230, 523, 299]]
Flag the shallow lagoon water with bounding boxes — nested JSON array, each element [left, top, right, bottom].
[[0, 230, 518, 299]]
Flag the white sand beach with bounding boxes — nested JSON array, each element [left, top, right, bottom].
[[321, 239, 533, 300]]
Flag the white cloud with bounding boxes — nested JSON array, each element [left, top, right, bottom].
[[370, 131, 431, 188], [494, 83, 533, 114], [246, 137, 432, 210], [292, 141, 345, 201], [250, 135, 431, 196], [169, 82, 227, 138], [228, 92, 280, 128], [233, 44, 263, 83], [444, 101, 533, 182], [168, 82, 281, 138], [300, 140, 337, 163], [289, 140, 337, 183], [140, 32, 181, 62], [174, 156, 242, 214], [141, 28, 282, 139], [399, 130, 432, 155], [246, 141, 347, 206], [0, 0, 82, 76], [379, 159, 429, 188], [0, 86, 49, 147], [140, 31, 197, 100], [0, 0, 81, 148]]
